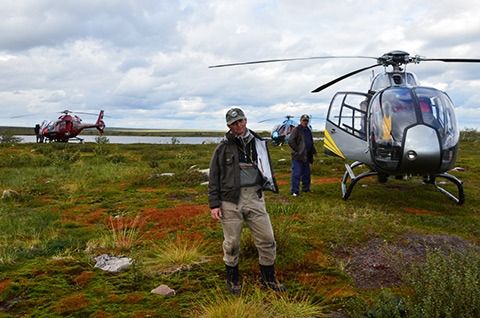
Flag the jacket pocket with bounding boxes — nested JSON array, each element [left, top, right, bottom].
[[224, 153, 234, 165], [223, 153, 236, 188]]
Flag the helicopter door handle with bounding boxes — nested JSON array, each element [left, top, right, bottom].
[[330, 128, 336, 133]]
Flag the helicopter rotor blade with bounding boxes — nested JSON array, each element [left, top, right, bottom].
[[209, 55, 377, 68], [10, 114, 36, 119], [74, 111, 102, 116], [259, 115, 296, 123], [418, 57, 480, 63], [311, 63, 382, 93], [258, 118, 276, 123]]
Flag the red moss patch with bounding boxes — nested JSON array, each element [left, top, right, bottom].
[[106, 215, 146, 231], [137, 187, 159, 193], [74, 271, 95, 287], [61, 206, 107, 225], [404, 207, 438, 215], [297, 272, 326, 285], [312, 177, 339, 185], [178, 231, 205, 242], [304, 250, 330, 267], [132, 312, 155, 318], [140, 204, 208, 239], [108, 294, 120, 303], [54, 293, 89, 314], [276, 179, 288, 186], [0, 279, 11, 294], [326, 287, 357, 298], [125, 293, 144, 304], [92, 311, 111, 318]]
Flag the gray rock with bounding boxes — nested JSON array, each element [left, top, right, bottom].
[[2, 189, 19, 200], [94, 254, 132, 272], [151, 284, 176, 296]]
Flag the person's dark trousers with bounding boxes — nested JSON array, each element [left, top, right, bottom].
[[291, 159, 311, 194]]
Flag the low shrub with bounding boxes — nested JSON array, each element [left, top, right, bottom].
[[405, 249, 480, 317]]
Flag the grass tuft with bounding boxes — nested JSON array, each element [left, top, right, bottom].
[[108, 215, 143, 251], [197, 287, 330, 318], [143, 238, 208, 275]]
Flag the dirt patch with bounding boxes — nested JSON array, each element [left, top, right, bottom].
[[338, 233, 478, 289]]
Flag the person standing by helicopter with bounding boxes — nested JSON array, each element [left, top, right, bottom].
[[34, 123, 43, 143], [208, 107, 284, 295], [288, 114, 317, 196]]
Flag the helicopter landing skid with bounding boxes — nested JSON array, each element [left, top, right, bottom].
[[74, 137, 84, 143], [341, 161, 465, 205], [341, 161, 378, 200], [425, 173, 465, 205]]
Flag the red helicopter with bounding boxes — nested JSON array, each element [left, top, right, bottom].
[[38, 110, 105, 142]]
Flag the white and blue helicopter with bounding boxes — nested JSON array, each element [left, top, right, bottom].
[[210, 50, 480, 204]]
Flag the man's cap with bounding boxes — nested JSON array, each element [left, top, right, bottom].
[[300, 114, 310, 121], [226, 108, 246, 125]]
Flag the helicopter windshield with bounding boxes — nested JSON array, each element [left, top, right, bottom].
[[414, 87, 459, 149], [370, 86, 459, 172], [371, 87, 416, 145]]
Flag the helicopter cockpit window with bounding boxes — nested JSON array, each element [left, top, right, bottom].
[[370, 87, 416, 170], [327, 92, 369, 140], [379, 87, 416, 142], [414, 87, 459, 149]]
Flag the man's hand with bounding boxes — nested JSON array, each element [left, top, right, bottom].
[[210, 207, 222, 220]]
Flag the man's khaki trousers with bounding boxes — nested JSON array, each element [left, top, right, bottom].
[[220, 186, 276, 267]]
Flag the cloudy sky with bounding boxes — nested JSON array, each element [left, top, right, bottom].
[[1, 0, 480, 131]]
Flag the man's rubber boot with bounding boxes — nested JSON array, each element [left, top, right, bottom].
[[226, 265, 241, 296], [260, 264, 286, 292]]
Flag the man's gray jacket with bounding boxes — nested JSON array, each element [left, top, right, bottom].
[[208, 130, 278, 209]]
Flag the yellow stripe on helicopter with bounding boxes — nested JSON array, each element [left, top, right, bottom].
[[323, 129, 345, 159]]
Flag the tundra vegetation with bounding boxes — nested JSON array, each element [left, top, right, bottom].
[[0, 130, 479, 317]]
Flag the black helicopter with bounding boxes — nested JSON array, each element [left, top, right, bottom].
[[210, 50, 480, 205], [260, 115, 297, 145]]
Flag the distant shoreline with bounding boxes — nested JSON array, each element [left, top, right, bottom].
[[0, 126, 325, 138]]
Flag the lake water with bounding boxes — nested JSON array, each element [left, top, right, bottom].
[[16, 135, 223, 144]]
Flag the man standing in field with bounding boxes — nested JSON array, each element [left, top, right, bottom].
[[208, 107, 285, 295], [288, 114, 317, 196]]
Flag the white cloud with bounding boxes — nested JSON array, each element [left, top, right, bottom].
[[0, 0, 480, 131]]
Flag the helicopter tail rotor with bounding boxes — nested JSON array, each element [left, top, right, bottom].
[[95, 110, 105, 133]]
